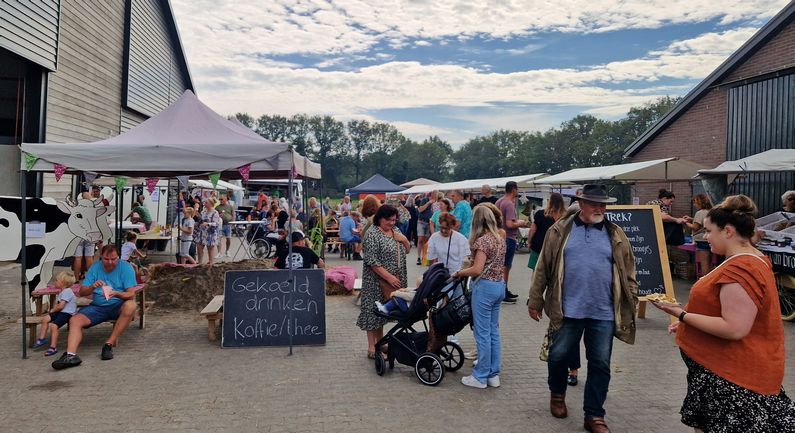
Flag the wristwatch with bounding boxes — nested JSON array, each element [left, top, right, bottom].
[[678, 311, 687, 322]]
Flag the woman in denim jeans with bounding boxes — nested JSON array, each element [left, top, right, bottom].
[[452, 204, 506, 389]]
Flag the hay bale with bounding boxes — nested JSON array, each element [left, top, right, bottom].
[[146, 259, 274, 311], [325, 280, 351, 296]]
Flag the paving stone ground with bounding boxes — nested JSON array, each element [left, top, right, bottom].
[[0, 243, 793, 432]]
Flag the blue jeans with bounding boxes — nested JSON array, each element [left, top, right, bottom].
[[471, 278, 505, 383], [548, 318, 613, 419]]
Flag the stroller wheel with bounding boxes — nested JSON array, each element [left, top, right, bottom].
[[249, 239, 271, 259], [438, 342, 464, 372], [415, 352, 445, 386], [374, 352, 386, 376]]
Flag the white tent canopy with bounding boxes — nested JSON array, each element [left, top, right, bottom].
[[20, 90, 320, 179], [401, 177, 439, 187], [698, 149, 795, 174], [537, 158, 705, 184], [395, 174, 548, 195], [189, 179, 243, 191]]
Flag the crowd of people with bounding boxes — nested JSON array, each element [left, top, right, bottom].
[[52, 182, 794, 432], [350, 184, 794, 433]]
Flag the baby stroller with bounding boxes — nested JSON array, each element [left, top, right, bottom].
[[373, 263, 470, 386]]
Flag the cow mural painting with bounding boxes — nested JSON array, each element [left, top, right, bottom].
[[0, 195, 114, 291]]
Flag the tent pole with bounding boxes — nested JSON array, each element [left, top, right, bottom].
[[287, 150, 295, 356], [20, 169, 28, 359], [319, 178, 325, 260]]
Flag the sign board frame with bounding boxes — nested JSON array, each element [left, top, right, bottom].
[[221, 268, 326, 348], [605, 205, 676, 304]]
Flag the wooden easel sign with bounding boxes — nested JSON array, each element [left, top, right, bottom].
[[605, 205, 676, 319]]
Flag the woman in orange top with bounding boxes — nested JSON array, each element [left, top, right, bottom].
[[654, 195, 795, 432]]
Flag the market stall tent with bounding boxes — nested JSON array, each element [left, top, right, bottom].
[[20, 90, 306, 178], [698, 149, 795, 174], [16, 90, 320, 358], [401, 177, 439, 188], [347, 174, 404, 196], [536, 158, 705, 184], [398, 173, 549, 195]]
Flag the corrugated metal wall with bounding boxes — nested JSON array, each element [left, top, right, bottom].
[[0, 0, 60, 70], [726, 74, 795, 215], [124, 0, 188, 117]]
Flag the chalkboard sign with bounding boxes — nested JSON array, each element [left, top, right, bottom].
[[222, 269, 326, 348], [605, 205, 674, 300]]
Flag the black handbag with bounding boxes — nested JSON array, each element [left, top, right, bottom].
[[432, 290, 471, 336]]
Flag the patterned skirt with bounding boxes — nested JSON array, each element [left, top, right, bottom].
[[680, 351, 795, 433]]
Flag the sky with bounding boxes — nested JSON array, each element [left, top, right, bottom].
[[170, 0, 789, 146]]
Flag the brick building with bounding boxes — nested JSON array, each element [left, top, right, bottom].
[[625, 2, 795, 217]]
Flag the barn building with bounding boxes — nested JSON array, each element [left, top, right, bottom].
[[625, 2, 795, 216], [0, 0, 193, 198]]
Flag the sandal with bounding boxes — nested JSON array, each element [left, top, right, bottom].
[[567, 373, 578, 386], [44, 347, 58, 357], [32, 338, 48, 349], [367, 351, 376, 359]]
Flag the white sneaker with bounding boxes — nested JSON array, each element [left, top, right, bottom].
[[464, 349, 478, 360], [487, 376, 500, 387], [375, 301, 389, 314], [447, 335, 460, 344], [461, 375, 486, 389], [215, 253, 223, 259], [225, 251, 231, 257]]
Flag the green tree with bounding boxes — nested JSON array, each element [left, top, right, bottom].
[[287, 114, 313, 156], [231, 112, 255, 128], [346, 119, 373, 183], [367, 122, 409, 175], [256, 114, 291, 142]]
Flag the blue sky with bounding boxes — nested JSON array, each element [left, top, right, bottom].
[[172, 0, 788, 146]]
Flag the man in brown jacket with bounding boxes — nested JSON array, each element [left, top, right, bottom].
[[528, 184, 638, 433]]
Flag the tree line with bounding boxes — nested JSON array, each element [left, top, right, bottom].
[[232, 96, 679, 196]]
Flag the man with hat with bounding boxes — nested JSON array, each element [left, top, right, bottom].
[[275, 230, 325, 270], [527, 184, 638, 433]]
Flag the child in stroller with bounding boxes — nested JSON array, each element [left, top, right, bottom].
[[371, 263, 470, 386]]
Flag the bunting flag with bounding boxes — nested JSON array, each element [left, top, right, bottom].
[[146, 177, 159, 194], [115, 177, 127, 190], [83, 171, 97, 185], [238, 164, 251, 182], [176, 175, 189, 189], [24, 153, 39, 171], [53, 164, 67, 182], [208, 172, 221, 189]]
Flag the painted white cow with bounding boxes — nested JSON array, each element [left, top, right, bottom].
[[0, 195, 115, 291]]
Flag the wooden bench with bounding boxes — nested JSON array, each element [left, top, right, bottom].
[[22, 284, 150, 348], [200, 295, 224, 342]]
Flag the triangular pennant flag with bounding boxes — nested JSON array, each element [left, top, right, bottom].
[[238, 164, 251, 182], [83, 172, 97, 185], [146, 177, 159, 194], [176, 176, 189, 189], [208, 172, 220, 189], [53, 164, 67, 182], [115, 177, 127, 190], [24, 153, 39, 171]]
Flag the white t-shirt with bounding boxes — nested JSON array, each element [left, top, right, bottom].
[[426, 231, 471, 273], [121, 241, 137, 261], [181, 217, 195, 241]]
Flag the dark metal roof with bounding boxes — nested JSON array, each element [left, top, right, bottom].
[[624, 1, 795, 157]]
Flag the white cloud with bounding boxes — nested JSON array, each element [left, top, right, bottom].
[[169, 1, 787, 144], [172, 0, 786, 58]]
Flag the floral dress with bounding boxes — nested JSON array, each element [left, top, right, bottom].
[[356, 226, 408, 331], [196, 209, 221, 246]]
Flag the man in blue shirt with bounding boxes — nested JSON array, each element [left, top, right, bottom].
[[339, 211, 363, 260], [450, 189, 473, 239], [52, 245, 139, 370]]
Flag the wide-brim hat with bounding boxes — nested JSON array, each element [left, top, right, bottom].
[[577, 184, 617, 204]]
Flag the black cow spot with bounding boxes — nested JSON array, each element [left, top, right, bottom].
[[24, 244, 45, 269], [0, 219, 8, 228], [0, 197, 70, 233], [28, 275, 41, 294]]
